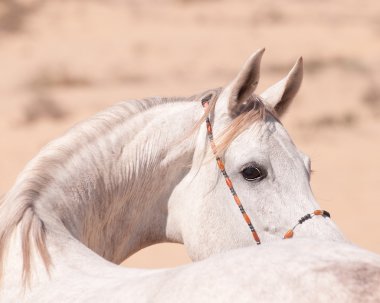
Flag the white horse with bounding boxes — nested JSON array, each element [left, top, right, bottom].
[[1, 49, 379, 302]]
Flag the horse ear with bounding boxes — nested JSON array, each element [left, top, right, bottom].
[[260, 57, 303, 116], [228, 48, 265, 118]]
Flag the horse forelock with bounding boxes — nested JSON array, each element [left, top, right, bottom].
[[188, 89, 271, 149], [212, 94, 271, 155]]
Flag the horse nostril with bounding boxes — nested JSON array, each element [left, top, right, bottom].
[[263, 226, 278, 233]]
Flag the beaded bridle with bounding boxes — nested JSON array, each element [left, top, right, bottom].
[[201, 94, 330, 245]]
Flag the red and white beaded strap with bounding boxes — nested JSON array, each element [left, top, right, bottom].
[[201, 96, 261, 245]]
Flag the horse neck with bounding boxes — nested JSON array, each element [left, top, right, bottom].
[[3, 98, 203, 265]]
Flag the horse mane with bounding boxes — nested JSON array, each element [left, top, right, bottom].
[[0, 89, 224, 287], [0, 197, 51, 287], [0, 86, 267, 287]]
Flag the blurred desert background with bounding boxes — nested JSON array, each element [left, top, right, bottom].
[[0, 0, 379, 268]]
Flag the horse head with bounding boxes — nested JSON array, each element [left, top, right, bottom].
[[167, 49, 346, 260]]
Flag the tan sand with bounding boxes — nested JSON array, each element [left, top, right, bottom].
[[0, 0, 379, 268]]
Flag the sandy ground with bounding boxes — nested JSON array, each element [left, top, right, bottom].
[[0, 0, 379, 268]]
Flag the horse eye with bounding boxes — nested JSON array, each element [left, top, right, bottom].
[[241, 166, 263, 181]]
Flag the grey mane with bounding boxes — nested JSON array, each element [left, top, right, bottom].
[[0, 88, 221, 286]]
